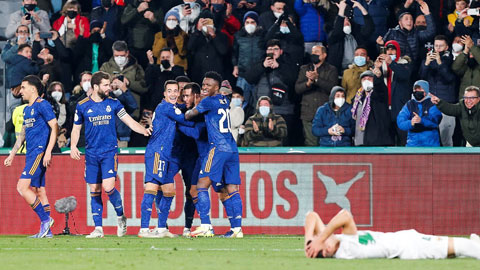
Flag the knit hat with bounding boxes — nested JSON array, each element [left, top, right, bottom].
[[243, 11, 259, 24], [413, 80, 429, 94], [359, 70, 375, 79], [90, 20, 103, 30], [164, 9, 180, 23]]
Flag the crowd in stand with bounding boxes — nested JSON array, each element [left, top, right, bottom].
[[2, 0, 480, 149]]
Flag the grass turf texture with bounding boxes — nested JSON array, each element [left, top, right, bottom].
[[0, 235, 478, 270]]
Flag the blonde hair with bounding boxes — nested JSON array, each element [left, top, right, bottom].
[[61, 0, 81, 16]]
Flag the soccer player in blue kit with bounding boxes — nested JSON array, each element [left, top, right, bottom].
[[185, 71, 243, 238], [70, 71, 151, 238], [138, 80, 195, 238], [4, 75, 57, 238]]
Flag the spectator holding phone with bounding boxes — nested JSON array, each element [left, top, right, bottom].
[[447, 0, 475, 36], [5, 0, 51, 40], [167, 0, 202, 34]]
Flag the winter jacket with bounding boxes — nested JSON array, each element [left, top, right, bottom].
[[419, 51, 456, 103], [144, 65, 185, 110], [353, 0, 391, 42], [327, 14, 374, 73], [5, 9, 51, 39], [90, 4, 124, 42], [264, 20, 304, 67], [187, 30, 229, 84], [437, 99, 480, 146], [341, 61, 374, 104], [397, 98, 442, 146], [312, 87, 355, 146], [5, 54, 39, 88], [452, 46, 480, 102], [73, 36, 113, 83], [121, 0, 163, 50], [151, 27, 188, 70], [383, 14, 435, 62], [232, 27, 265, 77], [295, 62, 338, 122], [294, 0, 327, 43], [244, 97, 288, 147], [53, 14, 91, 39], [258, 10, 277, 33], [2, 41, 19, 89]]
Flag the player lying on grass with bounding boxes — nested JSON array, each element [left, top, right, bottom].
[[4, 75, 56, 238], [304, 209, 480, 259]]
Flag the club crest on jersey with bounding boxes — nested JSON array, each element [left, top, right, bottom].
[[106, 105, 111, 112], [31, 109, 34, 115], [174, 107, 181, 115]]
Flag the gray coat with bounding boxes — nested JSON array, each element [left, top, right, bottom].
[[6, 9, 51, 39]]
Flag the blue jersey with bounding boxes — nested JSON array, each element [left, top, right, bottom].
[[196, 94, 238, 153], [23, 98, 56, 154], [179, 117, 209, 158], [146, 100, 193, 161], [74, 97, 126, 154]]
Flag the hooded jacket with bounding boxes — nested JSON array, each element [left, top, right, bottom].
[[243, 96, 288, 147], [436, 99, 480, 146], [312, 86, 355, 146]]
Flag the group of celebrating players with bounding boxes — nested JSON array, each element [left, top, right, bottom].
[[4, 70, 243, 239]]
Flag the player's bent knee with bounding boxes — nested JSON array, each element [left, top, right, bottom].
[[16, 180, 30, 195]]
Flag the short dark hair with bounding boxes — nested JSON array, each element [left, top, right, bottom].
[[22, 75, 43, 95], [465, 86, 480, 97], [266, 39, 281, 49], [160, 47, 171, 54], [184, 82, 201, 95], [355, 46, 368, 53], [434, 35, 449, 44], [232, 86, 244, 96], [112, 40, 128, 52], [164, 79, 179, 90], [271, 0, 286, 5], [176, 76, 191, 83], [18, 43, 31, 53], [79, 71, 92, 81], [91, 71, 110, 88], [204, 71, 222, 87]]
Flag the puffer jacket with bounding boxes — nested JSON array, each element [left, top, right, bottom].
[[294, 0, 326, 43], [312, 86, 355, 146], [232, 27, 265, 77], [397, 98, 442, 146]]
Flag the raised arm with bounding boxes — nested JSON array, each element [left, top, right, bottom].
[[185, 108, 200, 120], [43, 118, 58, 167], [3, 125, 26, 166]]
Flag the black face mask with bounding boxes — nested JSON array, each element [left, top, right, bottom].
[[102, 0, 112, 8], [416, 25, 427, 31], [161, 60, 171, 70], [90, 32, 102, 43], [24, 4, 36, 11], [413, 91, 425, 101], [310, 54, 321, 64], [67, 10, 78, 19], [467, 57, 478, 69]]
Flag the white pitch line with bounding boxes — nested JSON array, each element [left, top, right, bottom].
[[0, 247, 304, 252]]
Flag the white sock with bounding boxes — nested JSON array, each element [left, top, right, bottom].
[[454, 237, 480, 259]]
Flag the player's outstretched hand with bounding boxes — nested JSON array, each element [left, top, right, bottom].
[[144, 126, 152, 136], [4, 155, 13, 167], [43, 152, 52, 167], [70, 147, 81, 160]]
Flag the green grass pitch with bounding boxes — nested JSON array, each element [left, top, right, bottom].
[[0, 235, 478, 270]]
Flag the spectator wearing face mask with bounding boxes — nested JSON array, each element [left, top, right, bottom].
[[53, 0, 90, 49], [326, 0, 373, 74], [452, 35, 480, 103], [46, 82, 68, 132], [397, 80, 442, 147], [244, 96, 287, 146], [152, 10, 188, 70], [167, 0, 202, 34], [232, 11, 265, 113], [225, 83, 245, 142], [5, 0, 51, 40], [341, 46, 373, 104], [352, 70, 394, 146], [209, 0, 242, 47], [259, 0, 287, 32], [451, 35, 464, 60], [446, 0, 475, 37], [419, 35, 456, 146], [312, 86, 354, 146], [65, 71, 92, 146], [73, 20, 114, 85]]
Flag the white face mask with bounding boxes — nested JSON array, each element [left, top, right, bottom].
[[113, 89, 123, 97], [389, 54, 396, 61], [259, 106, 270, 117], [362, 80, 374, 92], [82, 81, 91, 92], [273, 12, 283, 19], [114, 56, 128, 67], [231, 97, 242, 107], [51, 91, 63, 102], [334, 97, 345, 108], [343, 25, 352, 35], [280, 26, 290, 34], [452, 43, 463, 53], [166, 19, 178, 30], [245, 24, 256, 34]]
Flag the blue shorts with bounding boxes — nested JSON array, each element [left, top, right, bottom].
[[145, 152, 179, 185], [84, 150, 118, 184], [199, 147, 241, 192], [20, 150, 46, 187]]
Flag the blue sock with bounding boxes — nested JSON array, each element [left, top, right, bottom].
[[230, 191, 243, 228], [31, 197, 48, 222], [140, 190, 156, 229], [222, 197, 234, 228], [106, 188, 124, 216], [157, 194, 174, 228], [90, 192, 103, 227], [197, 188, 211, 224], [184, 195, 195, 229], [43, 204, 51, 217]]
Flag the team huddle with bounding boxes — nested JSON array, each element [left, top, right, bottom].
[[4, 70, 243, 239]]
